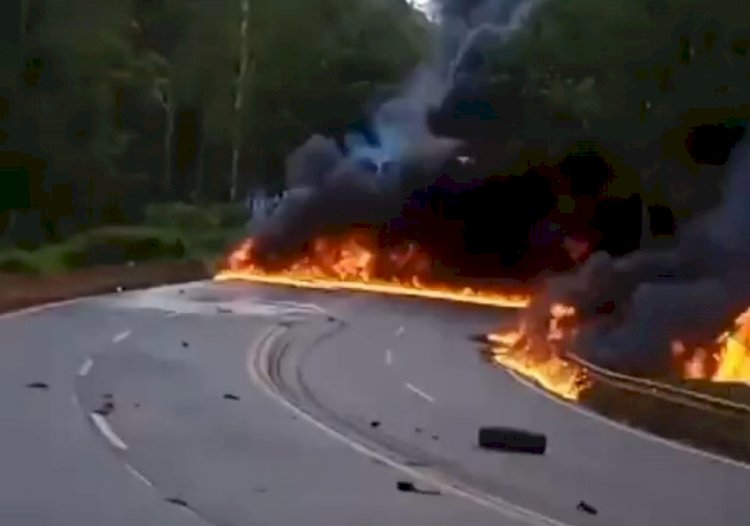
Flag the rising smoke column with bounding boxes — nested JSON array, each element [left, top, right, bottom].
[[249, 0, 540, 261], [528, 143, 750, 372]]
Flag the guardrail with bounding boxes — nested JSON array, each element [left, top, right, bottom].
[[568, 354, 750, 416]]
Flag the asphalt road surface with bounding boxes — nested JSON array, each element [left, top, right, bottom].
[[2, 280, 749, 526]]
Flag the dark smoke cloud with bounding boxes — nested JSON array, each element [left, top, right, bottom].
[[530, 143, 750, 371], [251, 0, 539, 259]]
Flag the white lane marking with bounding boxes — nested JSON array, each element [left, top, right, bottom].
[[247, 326, 571, 526], [405, 382, 435, 403], [395, 326, 405, 338], [77, 358, 94, 377], [126, 464, 154, 487], [506, 370, 750, 471], [90, 413, 129, 450], [165, 311, 182, 318], [112, 330, 132, 344], [385, 349, 393, 365]]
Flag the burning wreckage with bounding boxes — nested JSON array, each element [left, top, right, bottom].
[[217, 0, 750, 404]]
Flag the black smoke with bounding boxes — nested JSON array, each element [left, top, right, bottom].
[[528, 142, 750, 374], [249, 0, 542, 265]]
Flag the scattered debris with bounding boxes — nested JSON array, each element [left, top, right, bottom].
[[477, 427, 547, 455], [431, 434, 439, 441], [94, 401, 115, 417], [165, 497, 189, 508], [26, 382, 49, 390], [327, 316, 336, 322], [577, 501, 598, 515], [178, 289, 185, 295], [414, 427, 423, 434], [217, 306, 233, 314], [397, 481, 417, 492], [396, 480, 441, 496], [370, 420, 381, 429], [223, 393, 240, 401], [181, 341, 189, 348]]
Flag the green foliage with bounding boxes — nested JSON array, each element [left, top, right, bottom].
[[0, 250, 41, 275], [60, 226, 185, 268]]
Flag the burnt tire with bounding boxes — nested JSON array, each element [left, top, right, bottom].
[[477, 427, 547, 454]]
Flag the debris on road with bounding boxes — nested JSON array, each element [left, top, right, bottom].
[[577, 500, 598, 515], [396, 481, 441, 496], [397, 481, 416, 492], [94, 400, 115, 417], [165, 497, 190, 508], [431, 434, 439, 441], [223, 393, 240, 401], [216, 306, 233, 314], [26, 382, 49, 390], [370, 420, 381, 428], [395, 326, 405, 338], [414, 427, 423, 434], [469, 334, 491, 344], [477, 426, 547, 454], [181, 341, 189, 348]]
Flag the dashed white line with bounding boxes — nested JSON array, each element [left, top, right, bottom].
[[77, 358, 93, 377], [405, 382, 435, 403], [395, 326, 405, 338], [126, 464, 153, 487], [90, 413, 129, 450], [112, 330, 132, 344], [385, 349, 393, 365]]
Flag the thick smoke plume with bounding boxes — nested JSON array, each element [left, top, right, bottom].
[[250, 0, 538, 261], [529, 143, 750, 372]]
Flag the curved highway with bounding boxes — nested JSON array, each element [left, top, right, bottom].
[[1, 280, 748, 525]]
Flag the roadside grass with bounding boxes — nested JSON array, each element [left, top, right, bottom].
[[0, 202, 249, 275]]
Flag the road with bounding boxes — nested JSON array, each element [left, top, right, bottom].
[[0, 280, 748, 525]]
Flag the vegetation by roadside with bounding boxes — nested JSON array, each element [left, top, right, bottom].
[[0, 202, 248, 276]]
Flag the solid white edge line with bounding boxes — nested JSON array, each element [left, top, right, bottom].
[[77, 358, 94, 377], [246, 326, 572, 526], [125, 464, 154, 487], [506, 369, 750, 471], [112, 330, 132, 344], [89, 413, 129, 451], [405, 382, 435, 403]]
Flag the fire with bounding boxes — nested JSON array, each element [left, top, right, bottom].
[[672, 307, 750, 383], [486, 303, 591, 401], [216, 234, 530, 309]]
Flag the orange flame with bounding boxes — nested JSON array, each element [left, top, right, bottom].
[[216, 234, 530, 309], [672, 307, 750, 383], [486, 303, 591, 401]]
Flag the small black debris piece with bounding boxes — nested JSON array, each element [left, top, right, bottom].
[[181, 341, 189, 348], [223, 393, 240, 401], [94, 401, 115, 416], [217, 307, 233, 314], [397, 481, 417, 493], [370, 420, 381, 429], [134, 403, 141, 409], [26, 382, 49, 390], [165, 497, 189, 508], [254, 487, 268, 494], [577, 501, 598, 515], [469, 334, 491, 345], [396, 481, 440, 496], [327, 316, 337, 322], [414, 427, 423, 434], [478, 427, 546, 455], [103, 393, 113, 399], [178, 289, 185, 295], [431, 434, 439, 441]]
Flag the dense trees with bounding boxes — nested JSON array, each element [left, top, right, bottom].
[[0, 0, 426, 246]]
